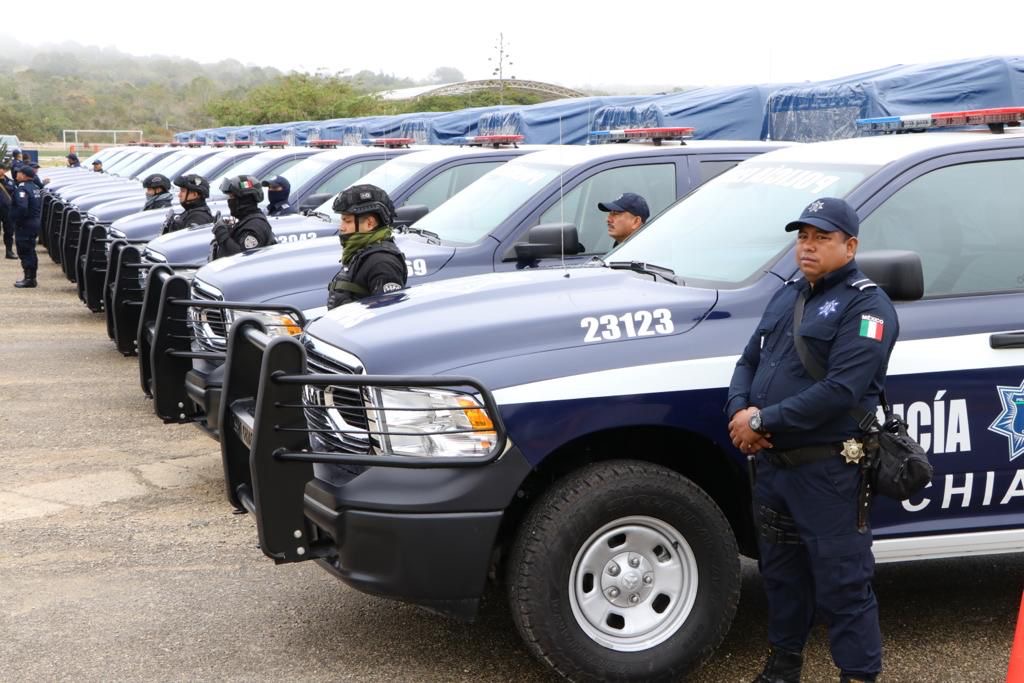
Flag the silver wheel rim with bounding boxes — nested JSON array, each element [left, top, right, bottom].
[[568, 515, 698, 652]]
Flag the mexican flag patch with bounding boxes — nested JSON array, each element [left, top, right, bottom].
[[859, 315, 884, 341]]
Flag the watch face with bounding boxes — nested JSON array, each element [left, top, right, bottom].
[[750, 413, 762, 431]]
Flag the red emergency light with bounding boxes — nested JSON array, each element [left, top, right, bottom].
[[308, 139, 341, 148], [461, 134, 524, 148], [259, 140, 288, 148], [231, 141, 253, 147], [365, 137, 415, 148]]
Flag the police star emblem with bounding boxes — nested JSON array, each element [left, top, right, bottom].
[[807, 200, 825, 213], [841, 438, 865, 464], [818, 299, 839, 318], [987, 379, 1024, 461]]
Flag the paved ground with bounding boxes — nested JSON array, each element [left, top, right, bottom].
[[0, 249, 1019, 682]]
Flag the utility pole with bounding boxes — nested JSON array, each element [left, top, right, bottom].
[[488, 32, 515, 105]]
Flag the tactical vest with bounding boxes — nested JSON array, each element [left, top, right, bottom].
[[164, 204, 214, 234], [327, 240, 405, 309], [210, 212, 274, 260]]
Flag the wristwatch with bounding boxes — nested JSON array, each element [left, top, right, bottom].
[[748, 410, 764, 434]]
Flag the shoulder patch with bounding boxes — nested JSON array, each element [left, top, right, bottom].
[[241, 234, 260, 249], [382, 282, 403, 293]]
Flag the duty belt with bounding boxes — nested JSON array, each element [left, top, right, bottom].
[[762, 443, 842, 468]]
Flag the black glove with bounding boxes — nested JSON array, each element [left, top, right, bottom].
[[211, 212, 230, 243]]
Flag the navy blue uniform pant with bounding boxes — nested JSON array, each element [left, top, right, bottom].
[[16, 225, 38, 271], [0, 208, 12, 249], [755, 453, 882, 679]]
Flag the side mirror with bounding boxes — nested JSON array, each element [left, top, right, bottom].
[[298, 193, 330, 213], [394, 204, 429, 228], [513, 223, 584, 263], [857, 250, 924, 301]]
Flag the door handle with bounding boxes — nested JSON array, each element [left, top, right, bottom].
[[990, 331, 1024, 349]]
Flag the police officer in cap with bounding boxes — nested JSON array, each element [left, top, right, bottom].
[[66, 153, 81, 168], [261, 175, 292, 216], [597, 192, 649, 247], [9, 149, 23, 175], [141, 173, 173, 211], [726, 197, 898, 683], [210, 174, 275, 259], [162, 174, 214, 234], [9, 164, 43, 288], [91, 159, 104, 173], [0, 161, 16, 259], [326, 184, 407, 310]]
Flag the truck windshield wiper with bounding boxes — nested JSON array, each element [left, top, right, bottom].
[[400, 225, 441, 244], [606, 260, 681, 285]]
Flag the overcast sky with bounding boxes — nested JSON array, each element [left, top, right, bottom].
[[8, 1, 1022, 90]]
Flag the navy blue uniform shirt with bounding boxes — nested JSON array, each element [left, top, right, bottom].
[[727, 259, 899, 450], [10, 180, 42, 230]]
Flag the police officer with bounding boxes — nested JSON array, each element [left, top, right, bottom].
[[0, 161, 16, 259], [261, 175, 292, 216], [9, 149, 24, 175], [210, 175, 275, 259], [66, 153, 81, 168], [141, 173, 173, 211], [9, 164, 43, 288], [326, 184, 407, 310], [726, 198, 898, 683], [162, 174, 214, 235], [597, 192, 649, 247], [91, 159, 104, 173]]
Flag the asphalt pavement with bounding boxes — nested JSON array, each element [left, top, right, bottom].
[[0, 247, 1019, 682]]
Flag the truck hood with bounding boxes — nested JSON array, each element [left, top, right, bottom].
[[196, 233, 456, 303], [304, 266, 717, 376], [109, 199, 229, 242], [144, 213, 337, 265], [71, 188, 142, 213]]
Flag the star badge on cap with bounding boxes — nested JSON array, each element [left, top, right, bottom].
[[807, 200, 824, 213]]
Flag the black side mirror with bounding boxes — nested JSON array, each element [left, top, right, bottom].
[[513, 223, 584, 263], [857, 250, 924, 301], [298, 193, 330, 213], [394, 204, 429, 228]]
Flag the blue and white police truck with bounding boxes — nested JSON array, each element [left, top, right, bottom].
[[145, 132, 788, 439], [215, 108, 1024, 680]]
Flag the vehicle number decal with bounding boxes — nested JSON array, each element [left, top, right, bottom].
[[276, 232, 318, 243], [406, 258, 427, 277], [581, 309, 674, 343]]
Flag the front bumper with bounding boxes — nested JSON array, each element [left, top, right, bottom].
[[221, 322, 525, 619]]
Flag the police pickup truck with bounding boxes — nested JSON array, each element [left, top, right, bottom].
[[216, 110, 1024, 681], [137, 139, 553, 405], [78, 144, 402, 313], [144, 133, 788, 437]]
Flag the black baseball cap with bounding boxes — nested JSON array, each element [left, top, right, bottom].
[[785, 197, 860, 237], [597, 192, 650, 221], [16, 165, 36, 178], [261, 175, 290, 190], [91, 159, 103, 166]]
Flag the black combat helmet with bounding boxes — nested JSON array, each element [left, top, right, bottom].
[[174, 173, 210, 198], [142, 173, 172, 191], [219, 175, 264, 201], [332, 184, 395, 226]]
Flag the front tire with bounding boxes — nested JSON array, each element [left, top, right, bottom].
[[508, 460, 740, 682]]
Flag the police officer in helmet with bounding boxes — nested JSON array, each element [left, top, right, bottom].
[[210, 174, 275, 259], [727, 197, 898, 683], [9, 164, 43, 288], [163, 174, 214, 235], [326, 184, 407, 310], [141, 173, 173, 211]]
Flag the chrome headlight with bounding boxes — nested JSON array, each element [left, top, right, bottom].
[[367, 387, 497, 458], [224, 308, 303, 337]]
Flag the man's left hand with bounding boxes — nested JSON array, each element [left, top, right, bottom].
[[729, 406, 773, 454]]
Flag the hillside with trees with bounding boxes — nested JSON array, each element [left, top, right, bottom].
[[0, 42, 549, 142]]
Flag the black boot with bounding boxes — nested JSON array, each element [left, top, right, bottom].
[[753, 647, 803, 683], [4, 246, 15, 259], [14, 269, 37, 288]]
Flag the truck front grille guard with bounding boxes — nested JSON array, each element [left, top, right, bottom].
[[141, 271, 305, 425], [219, 319, 508, 563]]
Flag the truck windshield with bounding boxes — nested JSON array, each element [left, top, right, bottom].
[[312, 155, 438, 214], [608, 161, 877, 287], [405, 161, 567, 245]]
